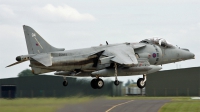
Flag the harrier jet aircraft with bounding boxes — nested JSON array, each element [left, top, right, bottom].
[[7, 25, 195, 89]]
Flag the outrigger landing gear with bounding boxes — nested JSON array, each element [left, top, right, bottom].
[[63, 76, 68, 86], [137, 74, 146, 88], [114, 63, 119, 86], [90, 76, 104, 89]]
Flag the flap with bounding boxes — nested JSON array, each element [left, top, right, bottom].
[[31, 53, 52, 67]]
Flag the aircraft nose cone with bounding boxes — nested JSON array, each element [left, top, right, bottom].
[[187, 51, 195, 59], [179, 49, 195, 60], [192, 53, 195, 59]]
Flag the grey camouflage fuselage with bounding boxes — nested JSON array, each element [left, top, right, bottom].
[[7, 25, 195, 78]]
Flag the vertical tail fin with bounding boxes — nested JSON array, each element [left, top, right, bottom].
[[23, 25, 65, 54]]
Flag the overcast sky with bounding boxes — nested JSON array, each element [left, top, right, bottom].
[[0, 0, 200, 80]]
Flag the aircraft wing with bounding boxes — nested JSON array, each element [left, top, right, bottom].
[[89, 50, 105, 57], [108, 44, 138, 65]]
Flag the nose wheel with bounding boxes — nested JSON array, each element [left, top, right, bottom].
[[91, 78, 104, 89], [137, 74, 146, 88]]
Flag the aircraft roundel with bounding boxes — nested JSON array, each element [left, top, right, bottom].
[[152, 53, 156, 58]]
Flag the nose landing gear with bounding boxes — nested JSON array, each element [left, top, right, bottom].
[[137, 74, 146, 88]]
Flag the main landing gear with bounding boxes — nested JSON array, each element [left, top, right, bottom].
[[63, 63, 120, 89], [90, 63, 119, 89], [90, 77, 104, 89], [137, 74, 146, 89]]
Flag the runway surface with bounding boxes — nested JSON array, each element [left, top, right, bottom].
[[57, 99, 170, 112]]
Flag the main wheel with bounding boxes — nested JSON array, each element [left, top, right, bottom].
[[137, 78, 146, 88], [114, 80, 120, 86], [63, 80, 68, 86], [91, 79, 97, 89], [96, 79, 104, 89]]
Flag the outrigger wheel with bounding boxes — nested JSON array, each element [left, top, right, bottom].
[[63, 80, 68, 86]]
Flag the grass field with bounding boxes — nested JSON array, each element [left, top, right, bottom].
[[0, 96, 200, 112], [158, 97, 200, 112], [0, 97, 93, 112]]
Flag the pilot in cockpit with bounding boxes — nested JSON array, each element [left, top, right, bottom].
[[140, 38, 174, 48]]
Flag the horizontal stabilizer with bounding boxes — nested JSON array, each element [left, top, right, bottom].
[[31, 67, 54, 74], [31, 53, 52, 67], [6, 60, 27, 68]]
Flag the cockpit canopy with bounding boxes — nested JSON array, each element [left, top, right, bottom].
[[140, 38, 174, 48]]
